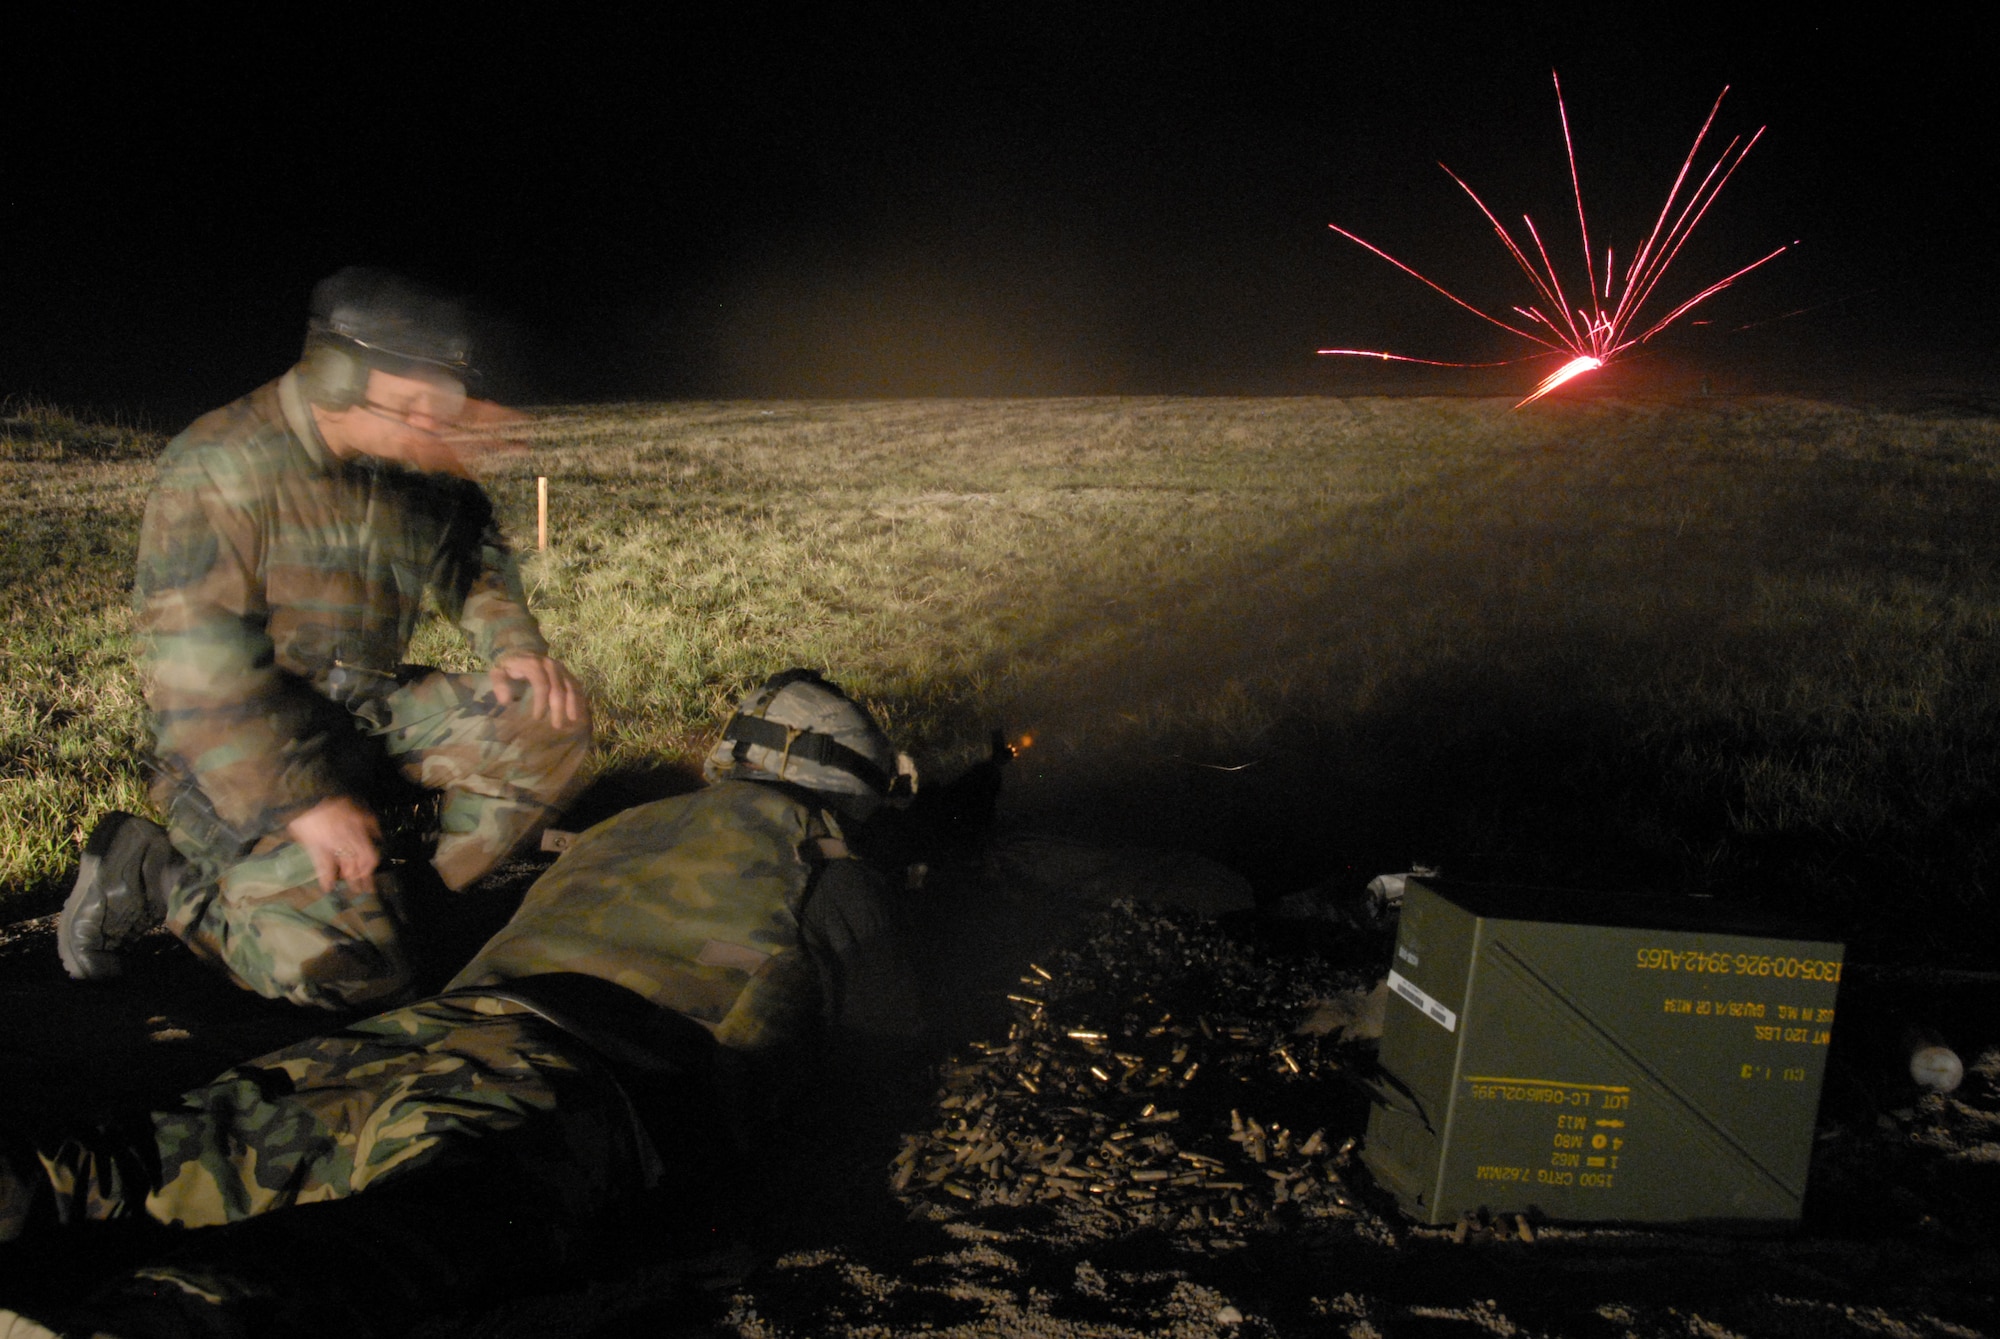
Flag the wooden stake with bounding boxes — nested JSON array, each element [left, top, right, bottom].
[[537, 476, 548, 551]]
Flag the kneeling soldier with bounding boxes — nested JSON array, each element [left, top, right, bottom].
[[60, 267, 591, 1010]]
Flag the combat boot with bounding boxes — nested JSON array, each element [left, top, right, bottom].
[[57, 812, 185, 981]]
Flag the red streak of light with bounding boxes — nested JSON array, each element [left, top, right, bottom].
[[1631, 242, 1791, 345], [1319, 72, 1787, 406], [1325, 224, 1551, 348], [1517, 355, 1603, 407], [1553, 69, 1602, 332], [1314, 349, 1527, 368]]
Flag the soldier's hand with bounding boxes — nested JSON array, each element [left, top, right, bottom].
[[491, 653, 589, 731], [288, 797, 383, 895]]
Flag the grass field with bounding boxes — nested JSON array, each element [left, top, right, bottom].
[[6, 393, 2000, 963]]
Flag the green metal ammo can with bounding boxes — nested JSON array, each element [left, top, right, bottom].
[[1361, 878, 1843, 1229]]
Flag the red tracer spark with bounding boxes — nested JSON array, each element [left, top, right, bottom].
[[1320, 72, 1790, 406]]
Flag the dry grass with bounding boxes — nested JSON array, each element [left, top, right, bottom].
[[0, 404, 160, 900], [7, 394, 2000, 962]]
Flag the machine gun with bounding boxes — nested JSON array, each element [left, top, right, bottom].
[[863, 729, 1015, 878]]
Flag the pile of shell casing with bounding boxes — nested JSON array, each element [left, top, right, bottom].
[[892, 901, 1376, 1231]]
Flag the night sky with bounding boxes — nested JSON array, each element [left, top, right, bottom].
[[6, 8, 1994, 423]]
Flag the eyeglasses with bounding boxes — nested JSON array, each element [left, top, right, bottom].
[[359, 387, 468, 433]]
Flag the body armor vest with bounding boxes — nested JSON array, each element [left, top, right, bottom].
[[449, 780, 840, 1051]]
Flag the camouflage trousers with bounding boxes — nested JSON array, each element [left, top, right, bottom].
[[159, 670, 592, 1009], [9, 995, 667, 1336], [30, 994, 661, 1233]]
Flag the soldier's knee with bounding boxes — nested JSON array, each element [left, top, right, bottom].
[[207, 848, 414, 1008], [264, 949, 414, 1011], [504, 689, 593, 795], [247, 919, 414, 1010]]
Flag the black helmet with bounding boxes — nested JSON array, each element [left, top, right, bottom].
[[298, 267, 474, 409]]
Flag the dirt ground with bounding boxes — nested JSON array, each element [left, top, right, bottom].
[[2, 835, 1997, 1339]]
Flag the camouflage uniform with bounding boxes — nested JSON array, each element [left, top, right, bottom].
[[450, 777, 869, 1047], [135, 370, 590, 1008], [29, 995, 658, 1232], [7, 780, 913, 1329]]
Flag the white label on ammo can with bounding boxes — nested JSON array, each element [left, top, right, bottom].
[[1388, 969, 1457, 1032]]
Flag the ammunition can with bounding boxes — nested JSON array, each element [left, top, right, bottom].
[[1362, 879, 1842, 1230]]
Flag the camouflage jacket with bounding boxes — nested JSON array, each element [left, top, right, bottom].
[[448, 780, 908, 1053], [134, 371, 546, 835]]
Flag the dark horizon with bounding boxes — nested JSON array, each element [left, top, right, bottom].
[[6, 10, 1994, 425]]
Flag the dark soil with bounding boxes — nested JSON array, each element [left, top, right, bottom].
[[3, 841, 1998, 1338]]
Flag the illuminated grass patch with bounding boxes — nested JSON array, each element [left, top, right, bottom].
[[7, 395, 2000, 963]]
